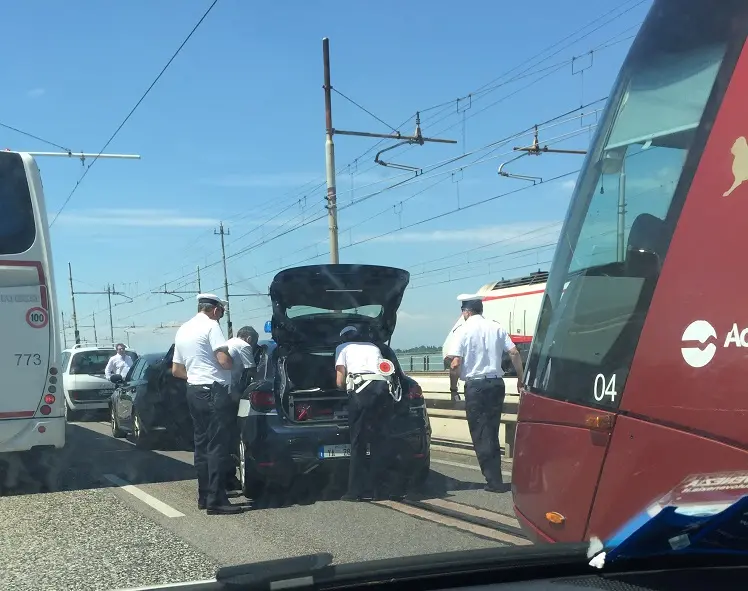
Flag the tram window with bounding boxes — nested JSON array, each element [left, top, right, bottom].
[[0, 152, 36, 255], [525, 6, 733, 409]]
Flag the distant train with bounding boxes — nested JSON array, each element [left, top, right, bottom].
[[441, 271, 548, 373]]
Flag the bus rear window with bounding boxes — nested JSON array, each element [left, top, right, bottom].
[[0, 152, 36, 255]]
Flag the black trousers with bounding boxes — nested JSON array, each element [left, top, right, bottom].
[[186, 382, 232, 508], [224, 399, 240, 482], [464, 377, 506, 487], [347, 381, 393, 497]]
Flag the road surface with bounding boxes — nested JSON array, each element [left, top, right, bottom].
[[0, 417, 527, 591]]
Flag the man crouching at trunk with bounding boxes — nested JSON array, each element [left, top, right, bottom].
[[335, 325, 397, 502]]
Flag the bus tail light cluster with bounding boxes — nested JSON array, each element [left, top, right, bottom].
[[38, 367, 59, 417]]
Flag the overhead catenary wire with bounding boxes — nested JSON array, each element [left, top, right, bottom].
[[153, 5, 641, 284], [76, 5, 643, 324], [110, 102, 598, 321], [0, 121, 71, 152], [48, 0, 220, 228]]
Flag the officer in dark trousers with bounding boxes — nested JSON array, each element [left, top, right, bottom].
[[446, 295, 524, 493], [335, 325, 396, 501], [172, 294, 243, 515]]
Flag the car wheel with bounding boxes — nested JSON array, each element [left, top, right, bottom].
[[110, 406, 126, 438], [65, 402, 81, 423], [132, 412, 152, 449], [239, 440, 264, 498]]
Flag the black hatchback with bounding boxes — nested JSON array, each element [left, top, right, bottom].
[[235, 264, 431, 498]]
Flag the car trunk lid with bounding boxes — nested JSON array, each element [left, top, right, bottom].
[[269, 264, 409, 346]]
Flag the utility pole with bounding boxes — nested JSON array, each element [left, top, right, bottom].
[[197, 266, 202, 292], [107, 285, 115, 345], [215, 222, 233, 337], [92, 313, 98, 343], [68, 267, 133, 346], [61, 311, 67, 348], [68, 263, 80, 345], [321, 37, 457, 264], [322, 37, 339, 265]]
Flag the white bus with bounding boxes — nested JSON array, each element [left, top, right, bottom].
[[0, 150, 64, 455]]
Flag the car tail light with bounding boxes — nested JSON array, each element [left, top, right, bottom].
[[44, 394, 55, 404], [249, 391, 275, 412], [39, 405, 51, 415], [407, 383, 423, 400]]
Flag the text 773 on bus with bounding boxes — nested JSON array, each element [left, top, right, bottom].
[[512, 0, 748, 543], [0, 150, 64, 464]]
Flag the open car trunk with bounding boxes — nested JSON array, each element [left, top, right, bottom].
[[279, 350, 349, 424], [277, 347, 404, 424]]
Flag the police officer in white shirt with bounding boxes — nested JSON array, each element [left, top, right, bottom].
[[446, 294, 524, 494], [222, 325, 259, 491], [105, 343, 133, 380], [335, 325, 397, 501], [172, 294, 243, 515]]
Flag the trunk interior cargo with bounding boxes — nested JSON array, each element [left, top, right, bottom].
[[280, 351, 349, 423]]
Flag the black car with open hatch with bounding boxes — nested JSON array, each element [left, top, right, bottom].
[[235, 263, 431, 498]]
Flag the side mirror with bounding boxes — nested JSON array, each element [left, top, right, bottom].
[[110, 374, 123, 384]]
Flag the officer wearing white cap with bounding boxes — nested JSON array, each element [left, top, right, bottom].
[[446, 293, 524, 494], [172, 293, 243, 514], [335, 325, 398, 501]]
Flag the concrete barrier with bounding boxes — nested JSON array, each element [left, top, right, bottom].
[[406, 372, 519, 458]]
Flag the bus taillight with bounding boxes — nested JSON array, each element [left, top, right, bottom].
[[44, 394, 55, 404]]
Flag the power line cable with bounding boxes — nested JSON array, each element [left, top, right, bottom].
[[48, 0, 220, 227]]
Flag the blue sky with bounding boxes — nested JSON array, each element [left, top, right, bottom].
[[1, 0, 651, 352]]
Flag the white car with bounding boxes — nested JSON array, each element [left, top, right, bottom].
[[61, 344, 138, 421]]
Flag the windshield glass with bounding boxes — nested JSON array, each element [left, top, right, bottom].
[[525, 2, 731, 409], [10, 0, 748, 589], [0, 152, 36, 255], [286, 304, 383, 318], [69, 350, 116, 375]]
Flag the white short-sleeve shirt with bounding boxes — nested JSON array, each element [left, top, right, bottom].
[[334, 342, 383, 375], [105, 353, 133, 380], [447, 314, 515, 380], [173, 313, 231, 386], [224, 337, 256, 390]]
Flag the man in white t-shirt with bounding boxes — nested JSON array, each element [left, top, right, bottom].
[[335, 325, 396, 501], [446, 294, 524, 494], [105, 343, 133, 380], [172, 293, 242, 515]]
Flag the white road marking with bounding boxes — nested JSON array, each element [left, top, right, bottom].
[[431, 457, 512, 479], [103, 474, 185, 518]]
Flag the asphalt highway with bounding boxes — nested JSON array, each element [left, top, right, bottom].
[[0, 416, 527, 591]]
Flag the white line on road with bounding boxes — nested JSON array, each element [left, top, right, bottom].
[[431, 458, 512, 479], [103, 474, 185, 518]]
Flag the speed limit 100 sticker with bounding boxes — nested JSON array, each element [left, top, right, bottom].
[[26, 307, 48, 329]]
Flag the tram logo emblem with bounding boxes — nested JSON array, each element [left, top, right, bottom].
[[723, 136, 748, 197], [681, 320, 717, 368]]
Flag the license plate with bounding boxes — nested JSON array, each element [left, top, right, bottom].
[[318, 443, 370, 459]]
